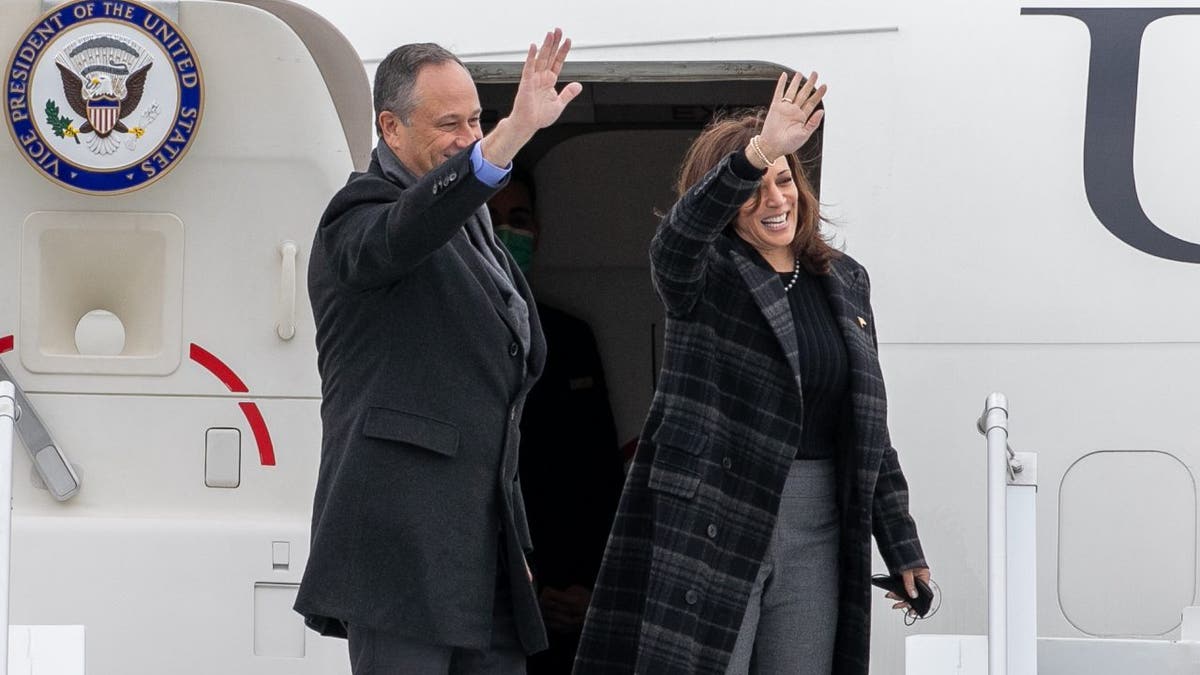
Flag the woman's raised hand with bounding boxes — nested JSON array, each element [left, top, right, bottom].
[[755, 71, 827, 163]]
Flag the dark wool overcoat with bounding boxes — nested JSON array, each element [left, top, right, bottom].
[[295, 142, 549, 654], [574, 153, 926, 675]]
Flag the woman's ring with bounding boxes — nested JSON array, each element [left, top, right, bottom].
[[781, 97, 795, 104]]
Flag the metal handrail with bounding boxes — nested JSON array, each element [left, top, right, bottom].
[[977, 392, 1041, 675], [0, 380, 18, 675], [979, 393, 1011, 675]]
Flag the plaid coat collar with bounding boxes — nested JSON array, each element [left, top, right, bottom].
[[727, 238, 879, 437], [728, 241, 805, 395]]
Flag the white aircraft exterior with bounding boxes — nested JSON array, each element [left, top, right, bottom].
[[2, 0, 1199, 672]]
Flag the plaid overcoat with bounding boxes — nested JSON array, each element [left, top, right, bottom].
[[574, 153, 926, 675]]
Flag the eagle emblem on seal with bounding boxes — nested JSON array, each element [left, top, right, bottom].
[[48, 34, 157, 155]]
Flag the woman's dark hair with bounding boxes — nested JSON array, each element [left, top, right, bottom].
[[675, 109, 840, 274]]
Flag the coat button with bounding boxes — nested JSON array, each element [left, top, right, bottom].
[[706, 524, 718, 539], [685, 589, 699, 605], [508, 342, 519, 357], [722, 456, 732, 470]]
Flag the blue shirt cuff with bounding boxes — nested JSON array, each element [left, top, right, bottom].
[[470, 142, 511, 188]]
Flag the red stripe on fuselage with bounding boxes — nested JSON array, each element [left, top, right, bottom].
[[239, 402, 276, 466], [189, 343, 249, 393]]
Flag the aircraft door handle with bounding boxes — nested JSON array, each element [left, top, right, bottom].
[[276, 240, 298, 341]]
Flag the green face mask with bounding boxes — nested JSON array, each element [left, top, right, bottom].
[[496, 226, 535, 275]]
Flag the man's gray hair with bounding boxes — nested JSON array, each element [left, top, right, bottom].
[[373, 43, 466, 134]]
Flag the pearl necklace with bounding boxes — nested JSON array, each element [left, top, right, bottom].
[[781, 257, 801, 292]]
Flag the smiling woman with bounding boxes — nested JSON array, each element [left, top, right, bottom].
[[572, 74, 931, 675], [734, 159, 801, 267]]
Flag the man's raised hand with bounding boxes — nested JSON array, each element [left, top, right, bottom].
[[482, 28, 582, 167], [509, 28, 583, 135]]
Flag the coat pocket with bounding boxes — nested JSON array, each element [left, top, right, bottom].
[[650, 417, 709, 456], [647, 443, 702, 500], [362, 407, 460, 457], [648, 463, 700, 499]]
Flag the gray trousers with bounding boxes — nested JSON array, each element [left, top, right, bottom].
[[727, 459, 840, 675], [347, 576, 525, 675]]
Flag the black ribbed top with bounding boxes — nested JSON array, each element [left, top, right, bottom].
[[779, 266, 848, 459], [722, 150, 849, 459]]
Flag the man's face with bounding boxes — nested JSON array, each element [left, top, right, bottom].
[[380, 61, 482, 177]]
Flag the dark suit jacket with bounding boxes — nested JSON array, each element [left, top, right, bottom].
[[574, 153, 926, 675], [295, 142, 549, 654]]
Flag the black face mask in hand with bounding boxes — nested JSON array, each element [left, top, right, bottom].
[[872, 574, 939, 625]]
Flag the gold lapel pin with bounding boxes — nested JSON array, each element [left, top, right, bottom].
[[857, 316, 868, 329]]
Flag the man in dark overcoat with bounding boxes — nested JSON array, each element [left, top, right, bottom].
[[294, 31, 582, 674]]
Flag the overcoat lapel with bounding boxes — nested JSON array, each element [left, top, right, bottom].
[[508, 258, 546, 382], [449, 213, 546, 383], [822, 264, 872, 387], [821, 262, 888, 492], [730, 247, 804, 396], [449, 231, 523, 337]]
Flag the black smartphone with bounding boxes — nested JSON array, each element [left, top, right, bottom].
[[871, 574, 934, 617]]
